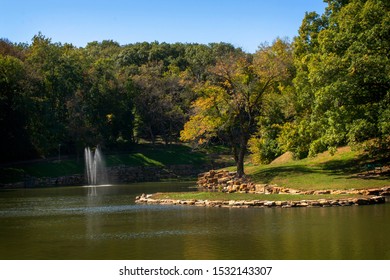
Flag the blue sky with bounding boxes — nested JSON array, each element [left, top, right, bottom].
[[1, 0, 327, 53]]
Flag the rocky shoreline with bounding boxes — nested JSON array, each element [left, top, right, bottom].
[[135, 193, 387, 208], [135, 168, 389, 208], [196, 169, 390, 196], [0, 164, 210, 188]]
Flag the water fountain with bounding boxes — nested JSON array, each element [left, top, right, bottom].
[[84, 146, 108, 186]]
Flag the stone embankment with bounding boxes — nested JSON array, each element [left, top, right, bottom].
[[109, 164, 206, 183], [1, 164, 206, 188], [197, 169, 251, 192], [135, 169, 389, 208], [135, 193, 386, 208], [14, 174, 85, 188], [197, 169, 390, 196]]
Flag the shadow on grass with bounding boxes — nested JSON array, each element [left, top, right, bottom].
[[106, 144, 209, 167], [250, 165, 314, 184], [250, 154, 390, 186], [318, 155, 390, 180], [318, 159, 363, 175]]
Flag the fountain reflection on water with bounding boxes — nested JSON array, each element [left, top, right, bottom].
[[84, 146, 109, 196]]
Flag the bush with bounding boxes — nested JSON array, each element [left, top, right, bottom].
[[249, 137, 281, 164]]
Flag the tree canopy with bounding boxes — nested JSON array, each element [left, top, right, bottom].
[[279, 0, 389, 159], [1, 0, 388, 177], [180, 39, 294, 176]]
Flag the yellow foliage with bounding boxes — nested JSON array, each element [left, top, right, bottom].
[[180, 114, 222, 143], [106, 113, 114, 124]]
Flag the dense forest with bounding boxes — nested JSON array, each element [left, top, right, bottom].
[[1, 0, 389, 176]]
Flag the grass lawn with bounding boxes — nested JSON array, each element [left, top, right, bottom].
[[0, 143, 210, 183], [245, 147, 390, 190], [105, 144, 208, 167], [1, 144, 388, 192], [151, 191, 367, 201], [0, 159, 84, 182], [148, 147, 389, 202]]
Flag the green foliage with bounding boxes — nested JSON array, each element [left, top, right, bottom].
[[1, 1, 388, 168], [2, 35, 251, 163], [379, 107, 390, 136], [278, 120, 313, 159], [284, 0, 390, 159], [0, 47, 37, 161], [132, 61, 189, 145], [246, 146, 390, 190], [0, 168, 26, 183], [105, 144, 207, 167], [0, 144, 209, 182], [248, 137, 281, 164], [181, 39, 294, 175]]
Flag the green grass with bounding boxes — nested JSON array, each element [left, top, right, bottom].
[[105, 144, 208, 167], [0, 143, 210, 183], [0, 159, 84, 182], [245, 147, 390, 190], [2, 144, 389, 192], [151, 191, 367, 201]]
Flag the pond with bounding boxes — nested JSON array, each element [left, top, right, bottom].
[[0, 182, 389, 259]]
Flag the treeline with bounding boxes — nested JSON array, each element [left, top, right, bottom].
[[1, 36, 236, 161], [1, 0, 389, 176]]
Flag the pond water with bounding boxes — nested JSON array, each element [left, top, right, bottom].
[[0, 182, 389, 260]]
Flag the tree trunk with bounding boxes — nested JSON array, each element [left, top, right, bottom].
[[149, 126, 155, 146], [236, 148, 245, 178], [236, 134, 248, 178], [232, 145, 239, 164]]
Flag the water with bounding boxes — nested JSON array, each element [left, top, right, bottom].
[[0, 182, 389, 260], [84, 146, 107, 186]]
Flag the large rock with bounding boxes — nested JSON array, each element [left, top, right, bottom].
[[352, 198, 370, 205], [197, 169, 252, 192]]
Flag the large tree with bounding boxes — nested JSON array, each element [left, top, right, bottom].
[[280, 0, 390, 158], [0, 43, 37, 161], [181, 39, 292, 176], [132, 62, 189, 145]]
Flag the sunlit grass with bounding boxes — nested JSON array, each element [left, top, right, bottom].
[[105, 144, 208, 167], [245, 147, 390, 190], [0, 143, 209, 182], [151, 192, 366, 201]]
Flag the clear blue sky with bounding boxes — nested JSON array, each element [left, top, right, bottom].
[[1, 0, 327, 53]]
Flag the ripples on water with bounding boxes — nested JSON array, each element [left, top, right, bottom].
[[80, 229, 205, 241], [0, 184, 389, 260]]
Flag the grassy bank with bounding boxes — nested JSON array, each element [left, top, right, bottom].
[[0, 144, 214, 183], [245, 147, 389, 190], [1, 144, 388, 191], [145, 147, 389, 202], [150, 191, 368, 201]]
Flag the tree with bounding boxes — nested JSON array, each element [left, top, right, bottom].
[[181, 40, 292, 176], [80, 56, 135, 148], [248, 39, 295, 163], [132, 62, 188, 145], [184, 44, 214, 82], [282, 0, 390, 158], [0, 51, 37, 161], [277, 11, 329, 159], [24, 34, 86, 156]]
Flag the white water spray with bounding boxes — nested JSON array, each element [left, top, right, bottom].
[[84, 146, 108, 186]]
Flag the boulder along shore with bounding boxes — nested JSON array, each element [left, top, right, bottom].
[[135, 194, 386, 208], [135, 169, 389, 208]]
